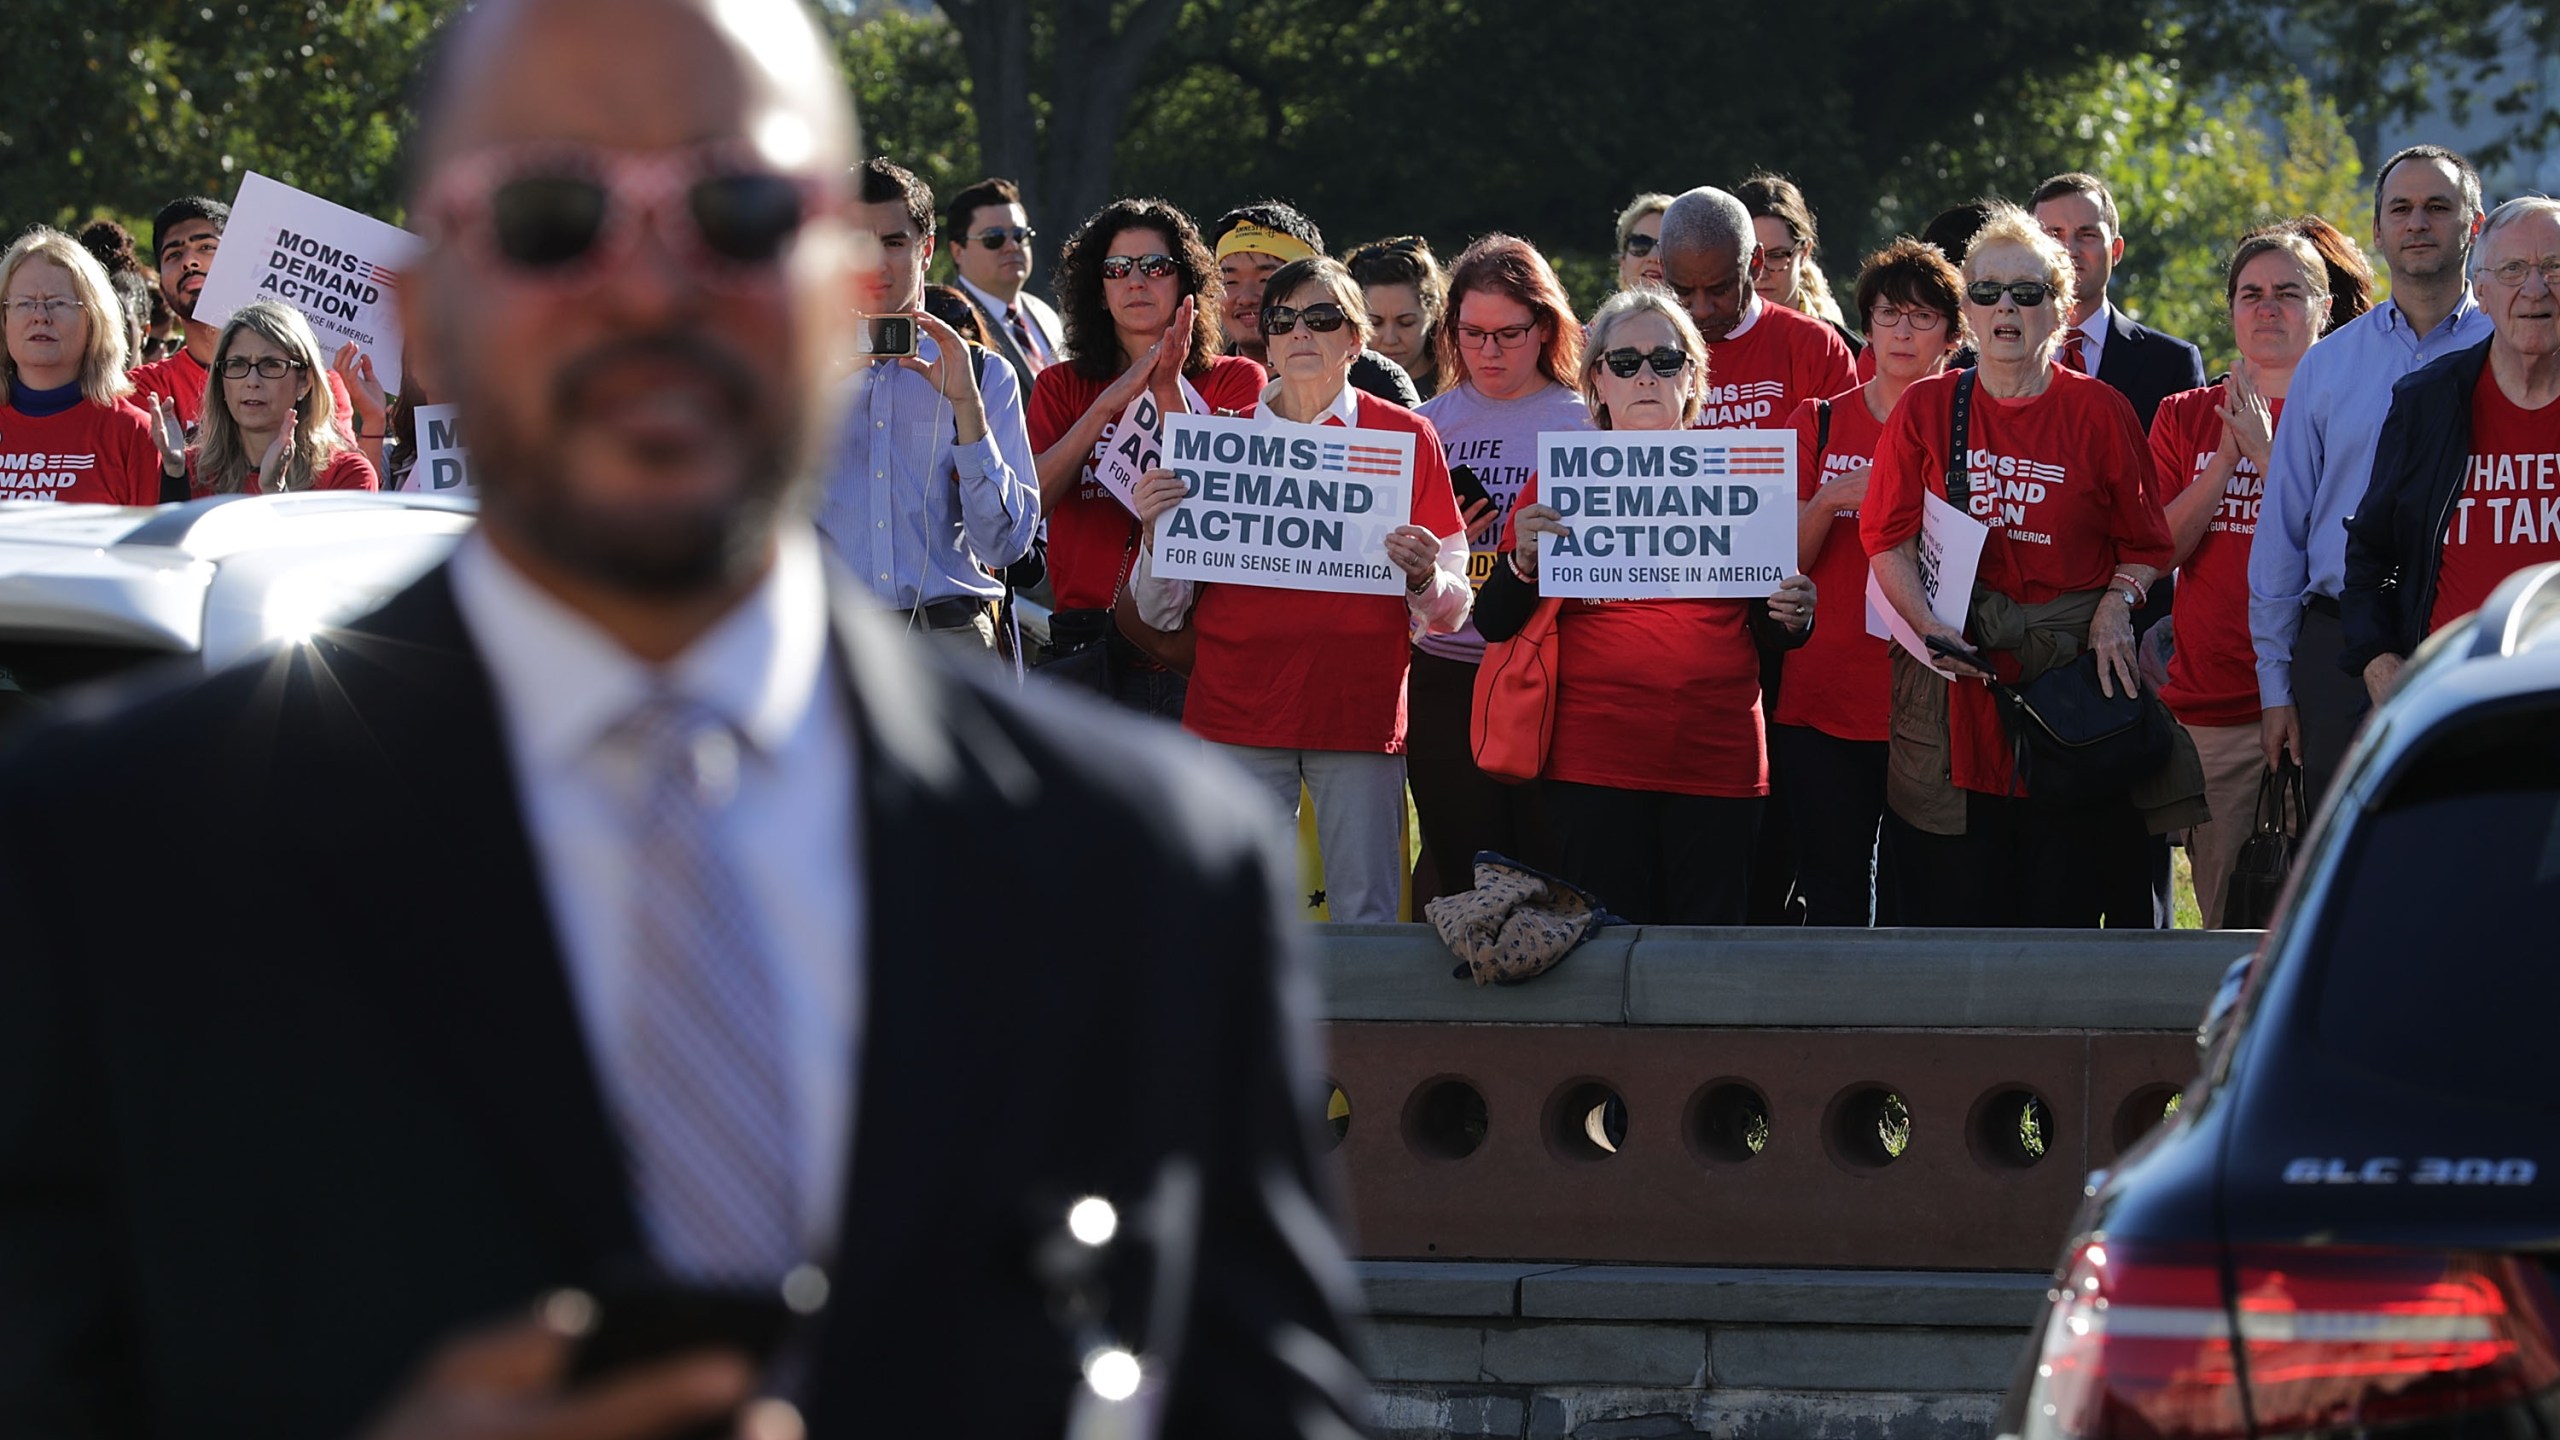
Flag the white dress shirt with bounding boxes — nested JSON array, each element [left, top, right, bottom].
[[1129, 380, 1472, 633], [449, 528, 862, 1252], [2073, 304, 2113, 377]]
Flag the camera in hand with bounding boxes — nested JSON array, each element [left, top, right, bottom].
[[863, 314, 919, 360]]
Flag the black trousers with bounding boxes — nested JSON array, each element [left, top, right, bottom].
[[1772, 724, 1892, 926], [2291, 601, 2370, 814], [1888, 789, 2153, 928], [1405, 648, 1541, 894], [1542, 779, 1762, 925]]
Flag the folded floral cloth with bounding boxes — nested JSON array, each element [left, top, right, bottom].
[[1426, 852, 1618, 986]]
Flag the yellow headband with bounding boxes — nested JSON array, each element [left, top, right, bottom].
[[1215, 222, 1318, 266]]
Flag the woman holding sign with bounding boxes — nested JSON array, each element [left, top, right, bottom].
[[148, 300, 378, 497], [1860, 206, 2175, 928], [1775, 238, 1965, 926], [1473, 289, 1816, 926], [1027, 198, 1266, 717], [1127, 256, 1471, 923]]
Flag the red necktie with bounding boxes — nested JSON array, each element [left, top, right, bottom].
[[1007, 306, 1047, 374], [2060, 330, 2088, 375]]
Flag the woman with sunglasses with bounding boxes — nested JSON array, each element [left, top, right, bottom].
[[1861, 206, 2174, 928], [1126, 256, 1470, 923], [1472, 289, 1815, 924], [1404, 234, 1587, 899], [0, 227, 161, 506], [2149, 227, 2341, 927], [1346, 236, 1449, 400], [1027, 198, 1266, 717], [149, 300, 377, 497], [1615, 194, 1673, 293], [1775, 238, 1966, 926]]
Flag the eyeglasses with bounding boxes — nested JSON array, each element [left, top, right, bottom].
[[2482, 256, 2560, 287], [969, 226, 1036, 250], [1868, 303, 1948, 333], [3, 298, 82, 322], [1762, 245, 1801, 270], [423, 142, 830, 285], [1599, 345, 1689, 378], [1622, 232, 1659, 259], [1099, 252, 1178, 282], [1261, 302, 1351, 336], [219, 356, 308, 380], [1455, 322, 1538, 351], [1966, 280, 2053, 308]]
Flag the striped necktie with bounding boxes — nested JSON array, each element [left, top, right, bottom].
[[1007, 305, 1048, 374], [612, 690, 802, 1284]]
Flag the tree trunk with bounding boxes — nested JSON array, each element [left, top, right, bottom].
[[943, 0, 1189, 276]]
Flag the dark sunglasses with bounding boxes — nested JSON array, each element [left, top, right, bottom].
[[1099, 252, 1178, 281], [426, 143, 825, 282], [1600, 345, 1689, 378], [1966, 280, 2053, 308], [1623, 232, 1659, 258], [969, 226, 1036, 250], [1261, 302, 1351, 337]]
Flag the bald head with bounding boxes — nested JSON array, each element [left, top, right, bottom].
[[396, 0, 868, 615], [410, 0, 856, 199]]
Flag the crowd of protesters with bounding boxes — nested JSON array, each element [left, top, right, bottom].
[[10, 137, 2553, 930]]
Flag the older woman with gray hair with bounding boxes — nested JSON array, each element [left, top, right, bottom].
[[0, 226, 161, 505], [1127, 254, 1470, 922], [1859, 204, 2175, 927], [1472, 288, 1815, 924]]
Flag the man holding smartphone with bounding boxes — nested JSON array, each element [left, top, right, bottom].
[[824, 158, 1039, 654], [0, 1, 1367, 1436]]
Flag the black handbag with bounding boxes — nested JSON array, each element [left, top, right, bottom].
[[1990, 652, 2177, 805], [2219, 759, 2305, 928]]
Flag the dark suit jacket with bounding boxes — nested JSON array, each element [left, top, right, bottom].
[[2093, 303, 2207, 432], [0, 562, 1367, 1439]]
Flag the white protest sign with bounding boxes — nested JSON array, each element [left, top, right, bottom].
[[1089, 376, 1205, 515], [403, 404, 472, 495], [1535, 430, 1796, 599], [1865, 489, 1989, 665], [1153, 412, 1414, 596], [195, 172, 421, 393]]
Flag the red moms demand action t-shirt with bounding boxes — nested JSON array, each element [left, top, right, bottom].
[[1501, 475, 1768, 797], [2149, 386, 2281, 727], [1777, 387, 1889, 743], [1026, 355, 1266, 612], [1696, 302, 1857, 429], [0, 400, 164, 505], [1181, 392, 1464, 754], [188, 445, 379, 499], [1862, 366, 2172, 796], [2427, 371, 2560, 634]]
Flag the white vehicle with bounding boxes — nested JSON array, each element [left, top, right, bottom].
[[0, 493, 473, 731]]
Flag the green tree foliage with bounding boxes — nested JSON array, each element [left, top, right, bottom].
[[2, 2, 453, 239], [1899, 54, 2369, 367], [828, 5, 983, 207]]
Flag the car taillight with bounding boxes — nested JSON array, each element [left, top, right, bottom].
[[2022, 1241, 2560, 1439]]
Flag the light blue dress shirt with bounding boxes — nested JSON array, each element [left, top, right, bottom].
[[2248, 291, 2492, 706], [820, 337, 1040, 611]]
